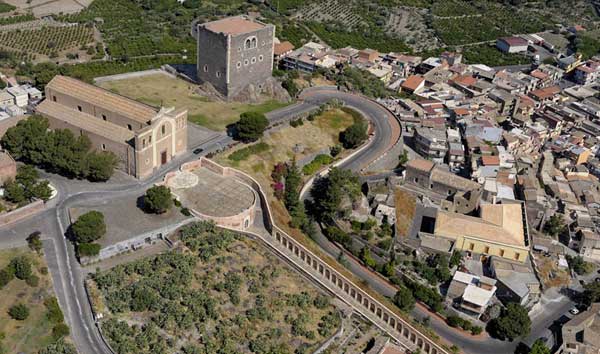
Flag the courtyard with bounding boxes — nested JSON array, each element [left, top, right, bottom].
[[167, 167, 255, 218]]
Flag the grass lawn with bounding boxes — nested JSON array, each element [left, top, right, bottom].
[[98, 73, 290, 131], [0, 247, 69, 353]]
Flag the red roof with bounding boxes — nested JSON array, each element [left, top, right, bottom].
[[452, 75, 477, 87], [529, 85, 560, 100], [499, 36, 528, 47], [481, 155, 500, 166], [401, 75, 425, 91], [530, 70, 549, 80], [274, 41, 294, 56]]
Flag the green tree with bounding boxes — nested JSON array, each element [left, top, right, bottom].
[[393, 285, 416, 312], [489, 303, 531, 341], [582, 281, 600, 305], [143, 185, 173, 214], [309, 167, 361, 222], [85, 151, 118, 182], [235, 112, 269, 142], [398, 150, 409, 168], [3, 180, 25, 204], [8, 303, 29, 320], [566, 255, 594, 275], [340, 119, 368, 149], [543, 214, 566, 237], [71, 211, 106, 243], [529, 339, 551, 354]]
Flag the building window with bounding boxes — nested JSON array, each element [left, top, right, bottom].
[[77, 105, 82, 112], [429, 183, 433, 189], [145, 158, 150, 165], [203, 64, 208, 72], [52, 96, 57, 102], [161, 125, 166, 135], [102, 114, 107, 121], [245, 36, 258, 50], [499, 249, 505, 257], [484, 246, 490, 254], [148, 135, 152, 143], [127, 124, 132, 131], [216, 71, 221, 78], [258, 55, 264, 62], [142, 139, 146, 148], [238, 47, 241, 52], [448, 190, 452, 195], [514, 253, 520, 261], [251, 57, 256, 64], [244, 59, 249, 66], [414, 177, 418, 183], [101, 143, 106, 150], [469, 243, 475, 251], [262, 41, 265, 46], [236, 61, 241, 68]]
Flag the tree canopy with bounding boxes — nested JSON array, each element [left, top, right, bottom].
[[235, 112, 269, 142], [489, 303, 531, 341], [1, 115, 118, 181], [71, 210, 106, 244], [309, 167, 361, 222], [143, 185, 173, 214]]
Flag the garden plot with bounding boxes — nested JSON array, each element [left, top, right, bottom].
[[296, 0, 364, 29], [385, 7, 438, 51]]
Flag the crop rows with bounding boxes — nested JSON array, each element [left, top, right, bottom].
[[0, 25, 93, 56]]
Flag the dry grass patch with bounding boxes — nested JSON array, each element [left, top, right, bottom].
[[98, 73, 290, 131], [395, 188, 416, 237], [0, 247, 69, 353], [535, 254, 570, 288]]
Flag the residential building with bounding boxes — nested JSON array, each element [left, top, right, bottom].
[[195, 16, 275, 98], [573, 59, 600, 85], [405, 159, 482, 198], [400, 75, 425, 94], [558, 53, 583, 73], [490, 256, 541, 307], [413, 127, 447, 163], [7, 86, 28, 107], [447, 271, 497, 318], [36, 75, 188, 179], [273, 40, 294, 66]]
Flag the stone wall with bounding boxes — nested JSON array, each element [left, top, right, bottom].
[[0, 199, 45, 227]]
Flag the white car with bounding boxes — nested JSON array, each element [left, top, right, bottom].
[[569, 307, 580, 315]]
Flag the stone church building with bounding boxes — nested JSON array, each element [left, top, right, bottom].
[[195, 15, 275, 99], [36, 75, 188, 179]]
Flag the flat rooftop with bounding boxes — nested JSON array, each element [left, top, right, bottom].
[[169, 167, 255, 217], [201, 16, 266, 35]]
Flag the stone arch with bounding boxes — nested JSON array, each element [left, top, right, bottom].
[[150, 117, 176, 168]]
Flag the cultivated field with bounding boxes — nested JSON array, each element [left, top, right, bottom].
[[3, 0, 92, 16], [91, 222, 340, 353], [0, 246, 72, 353], [98, 73, 290, 131], [0, 24, 93, 55]]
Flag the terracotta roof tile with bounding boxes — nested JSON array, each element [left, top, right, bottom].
[[202, 16, 266, 35]]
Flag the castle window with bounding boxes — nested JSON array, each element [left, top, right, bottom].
[[469, 243, 475, 251], [251, 37, 257, 48], [514, 253, 520, 261], [258, 55, 264, 62], [251, 57, 256, 64], [216, 71, 221, 78], [142, 139, 146, 148], [245, 36, 258, 50], [262, 41, 265, 46], [203, 64, 208, 72], [77, 105, 82, 112], [236, 61, 241, 68], [148, 135, 152, 143], [499, 249, 505, 257], [102, 114, 107, 121], [101, 143, 106, 150], [161, 125, 166, 135], [244, 59, 249, 66], [52, 95, 57, 102], [484, 246, 489, 254], [127, 124, 132, 131]]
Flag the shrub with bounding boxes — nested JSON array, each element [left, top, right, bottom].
[[180, 207, 191, 216], [471, 326, 483, 335], [9, 256, 32, 280], [227, 142, 269, 161], [71, 211, 106, 243], [8, 303, 29, 320], [339, 114, 368, 149], [302, 154, 333, 175], [26, 231, 43, 254], [26, 274, 39, 287], [143, 185, 173, 214], [393, 285, 415, 312], [45, 297, 65, 323], [0, 268, 14, 288], [77, 243, 101, 257], [446, 315, 464, 328], [52, 323, 70, 340]]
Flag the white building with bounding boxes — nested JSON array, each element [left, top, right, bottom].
[[7, 86, 28, 107]]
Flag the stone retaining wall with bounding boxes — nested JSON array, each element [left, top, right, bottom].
[[0, 199, 45, 227]]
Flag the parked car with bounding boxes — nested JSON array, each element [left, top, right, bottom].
[[193, 148, 204, 155]]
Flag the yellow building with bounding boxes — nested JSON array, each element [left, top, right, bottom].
[[433, 203, 529, 263]]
